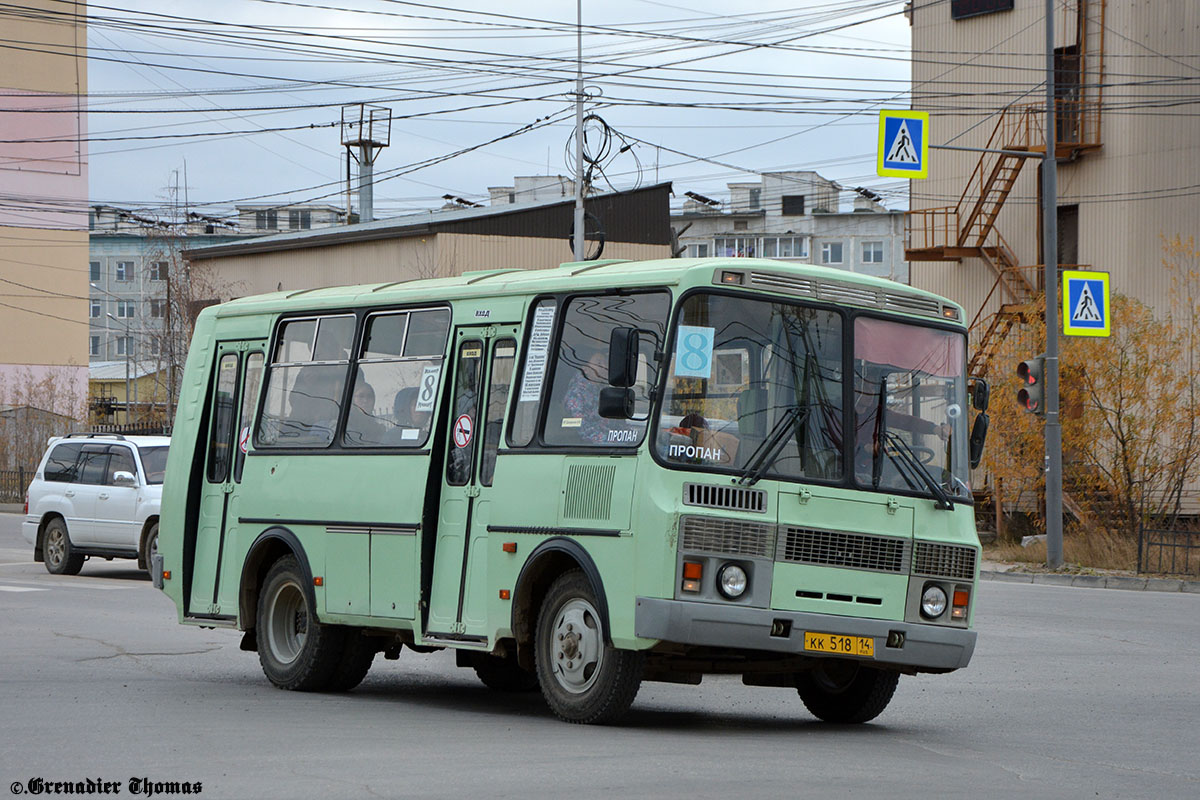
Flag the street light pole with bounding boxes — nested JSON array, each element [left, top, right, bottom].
[[1043, 0, 1064, 568], [106, 312, 131, 424]]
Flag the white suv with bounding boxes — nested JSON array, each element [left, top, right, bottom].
[[23, 434, 170, 575]]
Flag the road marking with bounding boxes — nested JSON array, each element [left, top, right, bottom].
[[0, 585, 48, 593]]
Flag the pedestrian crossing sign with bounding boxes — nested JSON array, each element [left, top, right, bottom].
[[1062, 270, 1110, 337], [877, 110, 929, 179]]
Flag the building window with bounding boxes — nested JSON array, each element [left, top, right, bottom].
[[90, 300, 101, 319], [117, 300, 135, 319], [748, 188, 761, 210], [149, 299, 166, 319], [89, 336, 100, 356], [115, 261, 134, 281], [148, 338, 161, 356], [255, 210, 278, 230], [821, 242, 844, 264], [781, 195, 805, 216], [861, 241, 884, 263], [149, 261, 168, 280], [714, 237, 757, 257], [89, 261, 100, 281], [288, 209, 312, 230], [686, 244, 709, 258], [116, 337, 132, 357], [762, 236, 808, 259]]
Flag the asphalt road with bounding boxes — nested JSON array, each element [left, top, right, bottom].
[[1, 512, 1197, 800]]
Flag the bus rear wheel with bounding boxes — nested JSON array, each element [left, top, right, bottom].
[[534, 570, 643, 724], [795, 660, 899, 724], [257, 555, 345, 691]]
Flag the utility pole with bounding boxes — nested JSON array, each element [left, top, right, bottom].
[[341, 105, 392, 224], [1043, 0, 1064, 568], [573, 0, 585, 261]]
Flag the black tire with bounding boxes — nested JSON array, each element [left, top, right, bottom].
[[139, 522, 159, 572], [256, 555, 345, 691], [43, 517, 84, 576], [327, 629, 377, 692], [795, 660, 900, 724], [469, 651, 539, 692], [534, 570, 643, 724]]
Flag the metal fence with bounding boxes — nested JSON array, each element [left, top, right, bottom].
[[87, 422, 172, 436], [0, 467, 32, 504], [1138, 528, 1200, 577]]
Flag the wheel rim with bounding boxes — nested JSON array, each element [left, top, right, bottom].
[[265, 580, 307, 665], [148, 532, 158, 562], [549, 597, 604, 694], [45, 527, 64, 567]]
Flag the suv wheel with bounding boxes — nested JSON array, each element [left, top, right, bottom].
[[43, 518, 84, 575]]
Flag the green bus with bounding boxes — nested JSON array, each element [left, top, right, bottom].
[[157, 257, 990, 725]]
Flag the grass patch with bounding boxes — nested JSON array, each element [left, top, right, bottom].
[[985, 527, 1139, 572]]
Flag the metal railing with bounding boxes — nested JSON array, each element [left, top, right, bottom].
[[0, 467, 33, 504], [1138, 528, 1200, 577]]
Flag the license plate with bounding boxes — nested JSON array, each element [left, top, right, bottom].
[[803, 631, 875, 658]]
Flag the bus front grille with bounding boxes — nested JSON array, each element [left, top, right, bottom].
[[683, 483, 767, 513], [912, 541, 977, 581], [778, 527, 909, 574], [680, 515, 775, 558]]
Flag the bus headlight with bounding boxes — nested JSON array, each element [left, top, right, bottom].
[[920, 584, 948, 619], [717, 563, 748, 599]]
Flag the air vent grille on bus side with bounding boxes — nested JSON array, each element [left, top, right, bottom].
[[562, 463, 617, 521], [882, 292, 942, 317], [778, 527, 909, 574], [683, 483, 767, 513], [912, 541, 977, 581], [680, 515, 775, 559]]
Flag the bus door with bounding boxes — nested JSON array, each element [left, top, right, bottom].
[[188, 341, 266, 618], [426, 326, 518, 639]]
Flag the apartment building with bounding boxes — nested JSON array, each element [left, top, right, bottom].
[[673, 171, 910, 283]]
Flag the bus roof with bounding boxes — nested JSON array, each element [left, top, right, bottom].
[[210, 258, 965, 324]]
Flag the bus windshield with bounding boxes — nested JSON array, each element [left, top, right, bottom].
[[654, 292, 969, 502]]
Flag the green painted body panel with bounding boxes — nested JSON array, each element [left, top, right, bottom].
[[160, 258, 979, 661]]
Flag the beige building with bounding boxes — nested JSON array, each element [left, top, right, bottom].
[[906, 0, 1199, 374], [185, 184, 673, 298], [0, 1, 89, 416]]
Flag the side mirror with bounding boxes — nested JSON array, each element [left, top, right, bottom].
[[598, 386, 635, 419], [969, 412, 989, 470], [112, 470, 137, 487], [971, 377, 990, 412], [607, 328, 639, 388]]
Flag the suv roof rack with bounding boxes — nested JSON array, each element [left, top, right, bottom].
[[63, 432, 127, 440]]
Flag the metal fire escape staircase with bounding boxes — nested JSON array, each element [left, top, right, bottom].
[[906, 0, 1106, 379]]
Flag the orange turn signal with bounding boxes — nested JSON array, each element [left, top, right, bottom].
[[953, 589, 969, 607], [502, 542, 517, 554], [313, 576, 324, 587], [683, 561, 703, 580], [499, 589, 511, 600], [162, 570, 171, 581]]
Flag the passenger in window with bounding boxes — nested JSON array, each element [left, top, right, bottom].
[[346, 380, 386, 446], [385, 386, 431, 445], [563, 348, 620, 445], [286, 366, 341, 443]]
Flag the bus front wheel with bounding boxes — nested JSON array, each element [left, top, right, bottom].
[[795, 660, 899, 723], [257, 555, 345, 691], [534, 570, 643, 724]]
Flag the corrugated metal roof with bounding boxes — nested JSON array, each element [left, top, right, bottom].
[[88, 360, 162, 381]]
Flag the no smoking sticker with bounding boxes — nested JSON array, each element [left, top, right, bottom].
[[238, 426, 251, 454], [453, 414, 473, 448]]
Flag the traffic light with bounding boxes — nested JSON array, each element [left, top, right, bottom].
[[1016, 355, 1046, 416]]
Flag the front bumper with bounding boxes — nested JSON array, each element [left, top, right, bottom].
[[635, 597, 976, 671]]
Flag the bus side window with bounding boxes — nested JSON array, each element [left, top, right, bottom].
[[207, 353, 239, 482], [509, 299, 556, 447], [233, 352, 264, 482], [447, 340, 483, 486], [256, 315, 354, 448], [480, 339, 515, 486]]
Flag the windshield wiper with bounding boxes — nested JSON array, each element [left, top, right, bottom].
[[738, 406, 804, 487], [881, 431, 954, 511]]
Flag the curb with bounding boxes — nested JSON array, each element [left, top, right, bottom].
[[981, 569, 1200, 593]]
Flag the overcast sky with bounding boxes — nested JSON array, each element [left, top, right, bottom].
[[82, 0, 914, 220]]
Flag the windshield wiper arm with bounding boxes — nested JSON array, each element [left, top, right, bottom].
[[881, 431, 954, 510], [738, 406, 803, 487]]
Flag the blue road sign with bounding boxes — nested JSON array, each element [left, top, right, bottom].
[[878, 110, 929, 179]]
